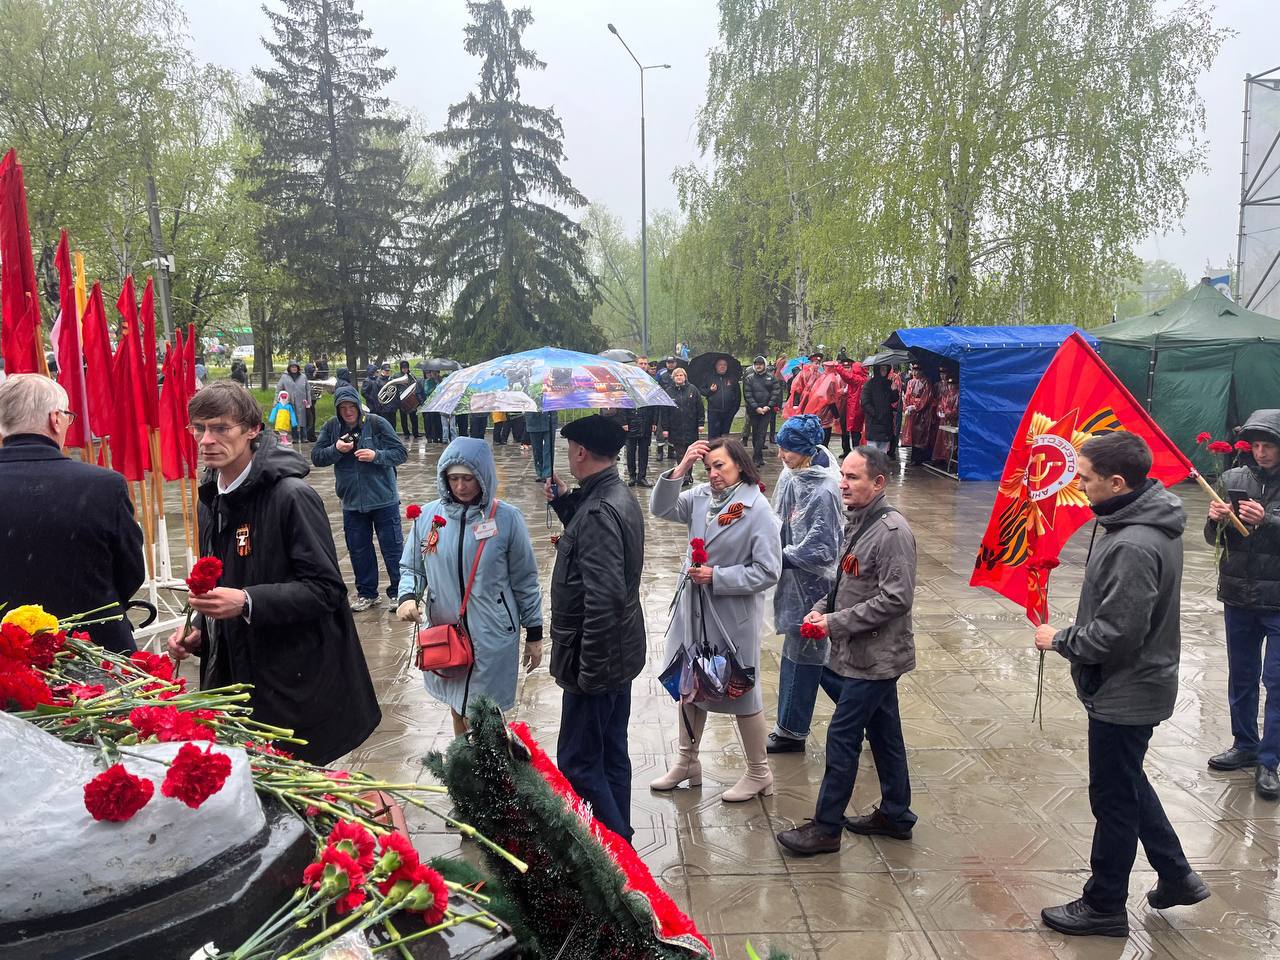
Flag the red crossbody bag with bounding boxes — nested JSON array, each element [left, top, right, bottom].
[[416, 500, 499, 675]]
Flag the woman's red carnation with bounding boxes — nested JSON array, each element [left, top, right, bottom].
[[1235, 440, 1252, 452], [328, 820, 376, 870], [406, 504, 422, 520], [0, 665, 52, 711], [84, 763, 154, 821], [1208, 440, 1234, 454], [1195, 431, 1212, 444], [161, 743, 232, 808], [185, 556, 223, 596], [432, 514, 447, 527]]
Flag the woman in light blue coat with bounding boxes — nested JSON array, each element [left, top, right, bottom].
[[396, 437, 543, 735]]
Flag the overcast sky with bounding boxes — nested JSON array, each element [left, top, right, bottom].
[[179, 0, 1277, 283]]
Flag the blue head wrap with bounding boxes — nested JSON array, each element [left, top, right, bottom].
[[776, 414, 824, 457]]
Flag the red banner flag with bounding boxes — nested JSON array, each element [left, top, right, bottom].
[[81, 282, 116, 438], [112, 278, 150, 480], [138, 278, 160, 429], [969, 333, 1195, 623], [181, 323, 198, 473], [159, 330, 185, 481], [52, 230, 88, 449], [0, 149, 44, 374]]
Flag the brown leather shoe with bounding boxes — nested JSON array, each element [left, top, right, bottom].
[[776, 820, 841, 856]]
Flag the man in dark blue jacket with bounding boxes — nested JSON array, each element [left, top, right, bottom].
[[311, 384, 408, 610], [0, 375, 145, 653]]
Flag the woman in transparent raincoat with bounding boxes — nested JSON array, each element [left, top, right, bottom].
[[767, 414, 845, 754]]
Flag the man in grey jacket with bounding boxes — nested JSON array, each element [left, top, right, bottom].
[[1034, 432, 1207, 938], [776, 445, 918, 856]]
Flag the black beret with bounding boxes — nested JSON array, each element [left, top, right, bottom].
[[561, 414, 626, 457]]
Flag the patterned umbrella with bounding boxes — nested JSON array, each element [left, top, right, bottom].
[[422, 347, 676, 415]]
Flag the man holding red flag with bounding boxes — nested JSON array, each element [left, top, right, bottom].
[[1033, 431, 1207, 937]]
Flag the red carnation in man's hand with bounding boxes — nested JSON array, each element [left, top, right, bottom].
[[185, 557, 223, 596], [84, 764, 154, 821], [1235, 440, 1252, 452], [406, 504, 422, 520], [1195, 432, 1212, 444], [800, 621, 828, 640], [1208, 441, 1233, 454], [161, 743, 232, 809]]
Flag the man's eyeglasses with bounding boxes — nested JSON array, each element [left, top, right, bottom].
[[57, 409, 77, 423], [187, 422, 236, 438]]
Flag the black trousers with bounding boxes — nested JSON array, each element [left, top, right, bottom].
[[747, 412, 770, 463], [707, 410, 735, 439], [768, 410, 777, 442], [468, 413, 488, 439], [842, 427, 861, 455], [306, 404, 317, 440], [1083, 718, 1191, 913], [626, 433, 650, 480], [558, 685, 633, 842], [398, 408, 419, 437], [425, 413, 442, 442], [493, 419, 511, 444]]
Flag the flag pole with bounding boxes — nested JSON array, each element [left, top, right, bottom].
[[1192, 471, 1250, 538], [135, 479, 155, 581]]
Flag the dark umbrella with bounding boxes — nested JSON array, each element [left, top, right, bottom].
[[421, 357, 461, 372], [600, 348, 638, 363], [863, 349, 909, 367], [687, 351, 742, 389]]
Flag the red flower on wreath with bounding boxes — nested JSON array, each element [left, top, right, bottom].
[[129, 705, 214, 742], [27, 629, 65, 669], [0, 622, 32, 664], [0, 665, 52, 711], [328, 819, 377, 871], [406, 504, 422, 520], [401, 863, 449, 925], [185, 556, 223, 597], [376, 831, 420, 878], [161, 743, 232, 809], [130, 650, 176, 682], [302, 844, 368, 915], [84, 763, 154, 821]]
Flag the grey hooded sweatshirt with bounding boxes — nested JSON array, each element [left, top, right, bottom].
[[1052, 481, 1186, 726]]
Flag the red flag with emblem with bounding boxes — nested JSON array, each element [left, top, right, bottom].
[[969, 332, 1194, 624]]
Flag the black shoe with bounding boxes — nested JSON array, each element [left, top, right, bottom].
[[842, 808, 913, 840], [636, 477, 652, 488], [776, 820, 840, 856], [753, 458, 765, 467], [1041, 898, 1128, 938], [1147, 871, 1210, 909], [766, 732, 805, 754], [1257, 765, 1279, 801], [1208, 747, 1258, 771], [627, 478, 638, 487], [401, 433, 410, 439]]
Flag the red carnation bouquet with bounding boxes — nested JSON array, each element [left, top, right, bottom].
[[689, 537, 708, 567]]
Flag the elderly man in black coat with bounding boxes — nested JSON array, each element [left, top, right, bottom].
[[0, 375, 145, 653], [167, 381, 381, 765]]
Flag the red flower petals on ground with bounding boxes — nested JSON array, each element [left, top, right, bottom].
[[185, 556, 223, 596], [161, 743, 232, 809], [84, 763, 154, 821], [406, 504, 422, 520]]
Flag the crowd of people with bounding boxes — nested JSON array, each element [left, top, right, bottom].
[[0, 361, 1277, 942]]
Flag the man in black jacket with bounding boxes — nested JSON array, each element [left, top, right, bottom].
[[860, 364, 897, 452], [167, 381, 380, 765], [1204, 409, 1280, 801], [742, 356, 783, 466], [544, 414, 646, 842], [0, 375, 145, 653], [700, 357, 741, 439], [1034, 432, 1206, 938]]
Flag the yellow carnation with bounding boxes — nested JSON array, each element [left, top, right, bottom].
[[2, 604, 60, 636]]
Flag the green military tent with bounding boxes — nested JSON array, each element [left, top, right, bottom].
[[1095, 279, 1280, 475]]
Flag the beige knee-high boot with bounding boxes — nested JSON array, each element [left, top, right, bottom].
[[722, 710, 775, 802], [650, 705, 706, 791]]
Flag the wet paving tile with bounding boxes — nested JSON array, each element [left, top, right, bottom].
[[256, 439, 1277, 957]]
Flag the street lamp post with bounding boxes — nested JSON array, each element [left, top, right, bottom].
[[608, 23, 668, 357]]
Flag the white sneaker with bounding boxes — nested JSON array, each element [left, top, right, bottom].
[[350, 595, 381, 612]]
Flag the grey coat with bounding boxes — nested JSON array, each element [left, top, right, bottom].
[[650, 471, 782, 714], [813, 493, 917, 680], [1052, 482, 1186, 726]]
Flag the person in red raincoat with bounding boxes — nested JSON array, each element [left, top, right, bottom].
[[833, 354, 868, 455], [932, 370, 959, 467], [899, 361, 935, 464]]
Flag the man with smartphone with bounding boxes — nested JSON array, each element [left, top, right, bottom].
[[1205, 409, 1280, 801]]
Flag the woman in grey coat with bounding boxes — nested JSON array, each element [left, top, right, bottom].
[[650, 437, 783, 802]]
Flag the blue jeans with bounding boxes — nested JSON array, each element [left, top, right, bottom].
[[558, 685, 633, 842], [814, 670, 916, 835], [343, 503, 404, 600], [1083, 718, 1191, 914], [775, 655, 839, 740], [529, 430, 552, 480], [1225, 604, 1280, 769]]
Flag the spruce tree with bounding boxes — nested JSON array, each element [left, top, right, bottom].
[[245, 0, 426, 371], [428, 0, 603, 360]]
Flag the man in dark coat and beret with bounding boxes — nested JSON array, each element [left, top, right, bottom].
[[168, 380, 380, 765], [0, 375, 145, 653], [543, 414, 647, 842]]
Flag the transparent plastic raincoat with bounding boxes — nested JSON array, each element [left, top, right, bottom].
[[772, 449, 844, 665]]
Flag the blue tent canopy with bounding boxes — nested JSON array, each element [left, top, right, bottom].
[[883, 325, 1099, 481]]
